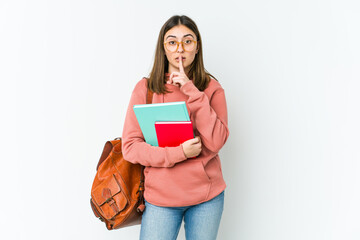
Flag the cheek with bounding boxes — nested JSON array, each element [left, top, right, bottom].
[[186, 52, 197, 65], [165, 52, 174, 63]]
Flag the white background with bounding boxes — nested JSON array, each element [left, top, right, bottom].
[[1, 0, 359, 239]]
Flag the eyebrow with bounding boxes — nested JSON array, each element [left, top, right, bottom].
[[165, 34, 195, 40]]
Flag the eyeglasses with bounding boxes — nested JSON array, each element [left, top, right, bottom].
[[163, 39, 198, 52]]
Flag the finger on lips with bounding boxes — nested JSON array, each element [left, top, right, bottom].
[[168, 57, 185, 87], [179, 56, 185, 73]]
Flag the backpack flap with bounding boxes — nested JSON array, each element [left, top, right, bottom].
[[91, 174, 128, 220]]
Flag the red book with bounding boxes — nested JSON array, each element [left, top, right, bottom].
[[155, 121, 195, 148]]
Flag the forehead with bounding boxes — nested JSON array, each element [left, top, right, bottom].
[[164, 25, 196, 40]]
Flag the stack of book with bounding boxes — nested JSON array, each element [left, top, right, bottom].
[[133, 101, 195, 147]]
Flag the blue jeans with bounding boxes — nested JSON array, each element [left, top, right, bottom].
[[139, 190, 225, 240]]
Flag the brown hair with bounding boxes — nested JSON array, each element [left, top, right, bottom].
[[147, 15, 218, 94]]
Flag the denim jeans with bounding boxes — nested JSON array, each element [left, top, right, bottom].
[[139, 190, 225, 240]]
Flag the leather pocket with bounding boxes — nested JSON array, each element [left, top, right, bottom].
[[91, 174, 128, 220]]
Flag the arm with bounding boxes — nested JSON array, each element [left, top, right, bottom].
[[121, 79, 188, 168], [180, 80, 230, 153]]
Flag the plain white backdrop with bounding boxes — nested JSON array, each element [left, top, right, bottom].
[[1, 0, 359, 239]]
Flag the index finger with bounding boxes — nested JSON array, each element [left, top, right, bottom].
[[179, 56, 185, 73]]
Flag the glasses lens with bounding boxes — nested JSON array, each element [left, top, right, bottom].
[[183, 40, 195, 51], [165, 41, 178, 52]]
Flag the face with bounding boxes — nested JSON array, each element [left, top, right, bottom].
[[163, 25, 199, 75]]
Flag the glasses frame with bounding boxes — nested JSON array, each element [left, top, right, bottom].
[[163, 39, 198, 53]]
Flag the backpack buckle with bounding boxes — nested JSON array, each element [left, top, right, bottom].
[[103, 188, 120, 215]]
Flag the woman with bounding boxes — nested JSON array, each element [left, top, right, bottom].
[[122, 15, 230, 240]]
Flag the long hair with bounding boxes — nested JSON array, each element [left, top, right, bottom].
[[147, 15, 218, 94]]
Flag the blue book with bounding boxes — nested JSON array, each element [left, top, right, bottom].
[[133, 101, 190, 146]]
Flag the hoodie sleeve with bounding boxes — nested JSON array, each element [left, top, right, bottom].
[[180, 79, 230, 153], [121, 79, 188, 168]]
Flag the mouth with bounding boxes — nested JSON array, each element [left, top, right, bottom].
[[175, 57, 186, 61]]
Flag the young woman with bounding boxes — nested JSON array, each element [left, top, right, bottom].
[[122, 15, 230, 240]]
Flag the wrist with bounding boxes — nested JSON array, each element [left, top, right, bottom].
[[180, 80, 192, 91], [180, 144, 188, 158]]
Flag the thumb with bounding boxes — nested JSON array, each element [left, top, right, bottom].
[[192, 136, 200, 144]]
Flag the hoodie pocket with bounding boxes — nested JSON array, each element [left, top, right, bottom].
[[144, 160, 211, 206]]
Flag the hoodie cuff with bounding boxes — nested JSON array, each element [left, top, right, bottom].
[[166, 145, 188, 167]]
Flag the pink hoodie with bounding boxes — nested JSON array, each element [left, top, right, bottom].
[[122, 75, 229, 207]]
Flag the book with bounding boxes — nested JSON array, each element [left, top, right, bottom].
[[133, 101, 190, 146], [155, 121, 195, 148]]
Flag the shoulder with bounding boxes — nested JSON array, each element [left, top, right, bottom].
[[133, 77, 148, 91], [209, 78, 223, 89], [130, 77, 148, 103], [204, 77, 225, 95]]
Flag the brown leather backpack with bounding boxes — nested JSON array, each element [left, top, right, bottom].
[[90, 81, 153, 230]]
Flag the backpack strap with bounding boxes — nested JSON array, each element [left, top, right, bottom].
[[146, 78, 154, 104]]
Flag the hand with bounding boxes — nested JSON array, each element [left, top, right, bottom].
[[181, 136, 202, 158], [166, 56, 190, 87]]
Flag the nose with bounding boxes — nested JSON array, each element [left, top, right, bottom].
[[177, 42, 184, 52]]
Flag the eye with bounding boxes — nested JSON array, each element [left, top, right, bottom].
[[184, 40, 192, 44], [168, 41, 176, 45]]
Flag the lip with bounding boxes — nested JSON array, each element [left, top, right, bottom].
[[175, 57, 185, 61], [175, 59, 183, 62]]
